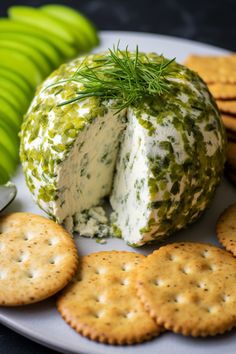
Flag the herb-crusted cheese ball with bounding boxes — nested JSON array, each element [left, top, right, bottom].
[[20, 51, 226, 246]]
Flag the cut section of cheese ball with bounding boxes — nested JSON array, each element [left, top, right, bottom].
[[20, 52, 226, 246], [110, 99, 225, 245]]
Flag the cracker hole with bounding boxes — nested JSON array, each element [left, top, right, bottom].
[[123, 312, 133, 319], [154, 279, 164, 286], [24, 230, 35, 241], [120, 279, 129, 286], [27, 271, 35, 279], [95, 295, 105, 303], [49, 258, 56, 265], [201, 251, 209, 258], [0, 270, 7, 279], [206, 307, 216, 314], [208, 264, 216, 271], [173, 295, 185, 304], [48, 238, 58, 246], [94, 312, 102, 318], [16, 256, 23, 263], [181, 267, 190, 275], [168, 254, 176, 261], [121, 264, 129, 271], [222, 294, 230, 303], [197, 282, 208, 290], [95, 268, 105, 275]]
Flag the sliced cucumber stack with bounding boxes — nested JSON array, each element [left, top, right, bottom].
[[0, 4, 99, 184]]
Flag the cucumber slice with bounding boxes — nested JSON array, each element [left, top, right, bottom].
[[0, 39, 52, 77], [0, 117, 19, 143], [0, 33, 61, 67], [8, 6, 75, 44], [0, 144, 16, 176], [41, 6, 91, 51], [0, 165, 10, 185], [0, 47, 43, 87], [0, 122, 19, 162], [0, 67, 32, 96], [0, 98, 22, 130], [0, 89, 23, 114], [0, 77, 32, 113], [42, 4, 99, 47], [0, 19, 77, 59]]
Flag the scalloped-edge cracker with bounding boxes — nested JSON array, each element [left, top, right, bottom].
[[217, 204, 236, 255], [57, 251, 161, 345], [136, 242, 236, 336], [0, 212, 78, 306], [185, 54, 236, 83]]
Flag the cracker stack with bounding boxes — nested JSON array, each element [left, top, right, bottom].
[[185, 54, 236, 185]]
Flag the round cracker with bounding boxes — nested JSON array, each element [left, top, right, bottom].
[[0, 212, 78, 306], [136, 242, 236, 336], [217, 204, 236, 255], [57, 251, 161, 345]]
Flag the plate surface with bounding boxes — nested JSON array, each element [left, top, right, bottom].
[[1, 31, 236, 354]]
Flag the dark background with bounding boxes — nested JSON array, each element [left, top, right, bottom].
[[0, 0, 236, 353]]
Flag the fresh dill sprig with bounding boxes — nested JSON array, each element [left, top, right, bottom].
[[50, 44, 176, 112]]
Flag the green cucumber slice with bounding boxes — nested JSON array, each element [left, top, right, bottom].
[[0, 47, 43, 87], [0, 123, 19, 162], [0, 98, 22, 130], [42, 4, 99, 47], [0, 165, 10, 185], [0, 67, 32, 96], [0, 39, 52, 77], [0, 19, 77, 59], [8, 6, 75, 44], [0, 33, 61, 67], [0, 144, 16, 176], [0, 77, 32, 113], [0, 89, 23, 114]]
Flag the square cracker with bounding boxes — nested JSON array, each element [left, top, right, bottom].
[[208, 84, 236, 100], [185, 54, 236, 83]]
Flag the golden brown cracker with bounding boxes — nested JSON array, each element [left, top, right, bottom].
[[136, 242, 236, 336], [57, 251, 161, 345], [221, 114, 236, 132], [217, 100, 236, 115], [208, 84, 236, 100], [0, 212, 78, 306], [185, 54, 236, 83], [217, 204, 236, 255]]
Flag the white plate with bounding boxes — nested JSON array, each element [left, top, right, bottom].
[[1, 31, 236, 354]]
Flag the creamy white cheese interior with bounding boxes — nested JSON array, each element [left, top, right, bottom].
[[54, 109, 126, 229], [110, 109, 151, 245]]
